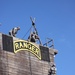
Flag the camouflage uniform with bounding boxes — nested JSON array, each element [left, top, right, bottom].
[[9, 27, 20, 37], [28, 32, 39, 43], [48, 63, 57, 75]]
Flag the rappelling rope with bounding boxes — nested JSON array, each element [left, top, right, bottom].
[[22, 26, 32, 39]]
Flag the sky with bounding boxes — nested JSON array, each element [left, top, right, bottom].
[[0, 0, 75, 75]]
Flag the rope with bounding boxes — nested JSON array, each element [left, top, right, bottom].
[[22, 26, 32, 39]]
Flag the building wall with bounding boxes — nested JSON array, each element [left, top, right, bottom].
[[0, 33, 57, 75]]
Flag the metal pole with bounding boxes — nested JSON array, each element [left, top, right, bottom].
[[30, 17, 42, 45]]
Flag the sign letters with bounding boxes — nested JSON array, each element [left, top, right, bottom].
[[13, 40, 41, 60]]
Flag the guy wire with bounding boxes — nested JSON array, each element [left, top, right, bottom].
[[22, 26, 32, 39]]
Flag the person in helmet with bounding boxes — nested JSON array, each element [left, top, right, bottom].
[[9, 27, 20, 37], [28, 31, 39, 43], [48, 63, 57, 75]]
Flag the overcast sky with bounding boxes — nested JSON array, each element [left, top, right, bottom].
[[0, 0, 75, 75]]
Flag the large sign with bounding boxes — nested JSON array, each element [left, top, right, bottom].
[[13, 40, 41, 60]]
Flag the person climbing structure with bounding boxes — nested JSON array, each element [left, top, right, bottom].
[[48, 62, 57, 75], [28, 31, 39, 43], [9, 27, 20, 37]]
